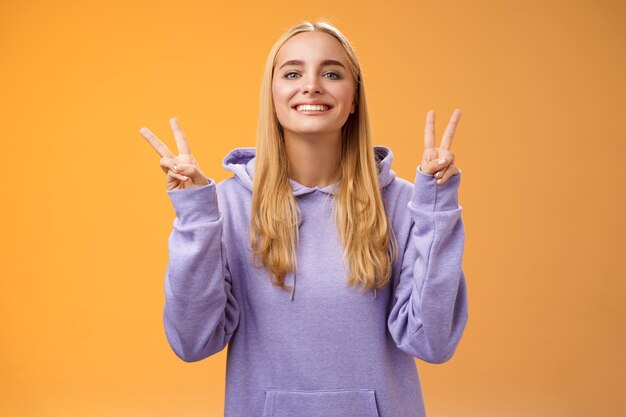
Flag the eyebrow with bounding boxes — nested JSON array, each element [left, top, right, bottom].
[[278, 59, 346, 70]]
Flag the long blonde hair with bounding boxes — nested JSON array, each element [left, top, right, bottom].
[[250, 19, 398, 295]]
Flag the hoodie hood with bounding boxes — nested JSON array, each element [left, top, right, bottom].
[[221, 146, 397, 196]]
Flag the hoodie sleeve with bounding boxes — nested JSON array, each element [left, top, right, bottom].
[[163, 179, 240, 362], [387, 167, 469, 364]]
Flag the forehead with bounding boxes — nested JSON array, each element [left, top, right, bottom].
[[275, 31, 349, 66]]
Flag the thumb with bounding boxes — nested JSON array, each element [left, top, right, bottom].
[[420, 156, 448, 175], [174, 163, 209, 185]]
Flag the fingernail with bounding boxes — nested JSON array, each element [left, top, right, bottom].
[[437, 179, 442, 184], [182, 176, 188, 180], [173, 165, 178, 172], [438, 159, 446, 165]]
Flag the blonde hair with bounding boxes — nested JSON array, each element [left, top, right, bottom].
[[250, 19, 398, 296]]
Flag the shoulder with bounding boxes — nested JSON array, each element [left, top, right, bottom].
[[216, 176, 239, 193], [215, 176, 250, 204], [383, 175, 413, 202]]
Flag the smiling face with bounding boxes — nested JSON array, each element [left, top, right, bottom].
[[272, 31, 356, 139]]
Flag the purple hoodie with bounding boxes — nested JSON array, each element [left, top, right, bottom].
[[163, 146, 468, 417]]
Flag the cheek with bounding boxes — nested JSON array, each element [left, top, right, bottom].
[[334, 80, 354, 98], [272, 82, 289, 110], [271, 83, 292, 123], [337, 86, 355, 109]]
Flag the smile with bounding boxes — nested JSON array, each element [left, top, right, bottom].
[[294, 104, 331, 112]]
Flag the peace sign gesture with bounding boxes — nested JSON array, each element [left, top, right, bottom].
[[138, 118, 210, 191], [419, 109, 462, 185]]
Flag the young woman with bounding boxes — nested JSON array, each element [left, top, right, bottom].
[[139, 20, 468, 417]]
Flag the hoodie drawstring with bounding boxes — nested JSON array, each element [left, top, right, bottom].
[[290, 272, 296, 301]]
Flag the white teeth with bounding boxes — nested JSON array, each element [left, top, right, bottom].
[[296, 104, 330, 112]]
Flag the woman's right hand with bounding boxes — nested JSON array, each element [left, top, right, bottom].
[[139, 118, 210, 191]]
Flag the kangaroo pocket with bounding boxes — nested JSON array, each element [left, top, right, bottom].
[[262, 388, 381, 417]]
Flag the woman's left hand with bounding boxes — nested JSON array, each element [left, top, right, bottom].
[[419, 109, 462, 185]]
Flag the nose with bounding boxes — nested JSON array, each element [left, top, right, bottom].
[[301, 74, 323, 95]]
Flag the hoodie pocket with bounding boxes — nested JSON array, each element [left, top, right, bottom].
[[261, 388, 381, 417]]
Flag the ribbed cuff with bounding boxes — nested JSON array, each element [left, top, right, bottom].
[[166, 178, 221, 223], [411, 166, 461, 211]]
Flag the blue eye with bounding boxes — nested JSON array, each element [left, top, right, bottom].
[[283, 71, 342, 80]]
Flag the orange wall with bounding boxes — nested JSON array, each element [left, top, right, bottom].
[[1, 1, 625, 416]]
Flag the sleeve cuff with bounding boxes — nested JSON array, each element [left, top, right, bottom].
[[166, 178, 221, 223], [411, 166, 461, 211]]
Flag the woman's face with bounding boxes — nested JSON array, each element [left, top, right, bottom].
[[272, 31, 356, 138]]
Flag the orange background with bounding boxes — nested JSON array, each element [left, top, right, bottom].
[[1, 0, 625, 416]]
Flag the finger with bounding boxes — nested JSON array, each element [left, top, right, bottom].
[[139, 127, 175, 158], [424, 110, 436, 149], [167, 169, 190, 183], [420, 156, 444, 175], [437, 165, 459, 185], [434, 165, 448, 179], [170, 118, 192, 155], [173, 163, 196, 177], [175, 163, 210, 185], [440, 109, 462, 151], [433, 157, 454, 178], [159, 157, 178, 175], [424, 150, 455, 174]]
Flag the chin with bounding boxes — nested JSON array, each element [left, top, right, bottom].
[[290, 126, 341, 136]]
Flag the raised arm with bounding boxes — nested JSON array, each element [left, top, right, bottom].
[[387, 168, 468, 363], [139, 118, 240, 362], [387, 109, 469, 363], [164, 182, 240, 362]]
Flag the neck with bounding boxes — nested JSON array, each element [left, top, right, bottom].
[[283, 130, 342, 188]]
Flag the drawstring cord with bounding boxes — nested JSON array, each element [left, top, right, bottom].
[[290, 272, 296, 301]]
